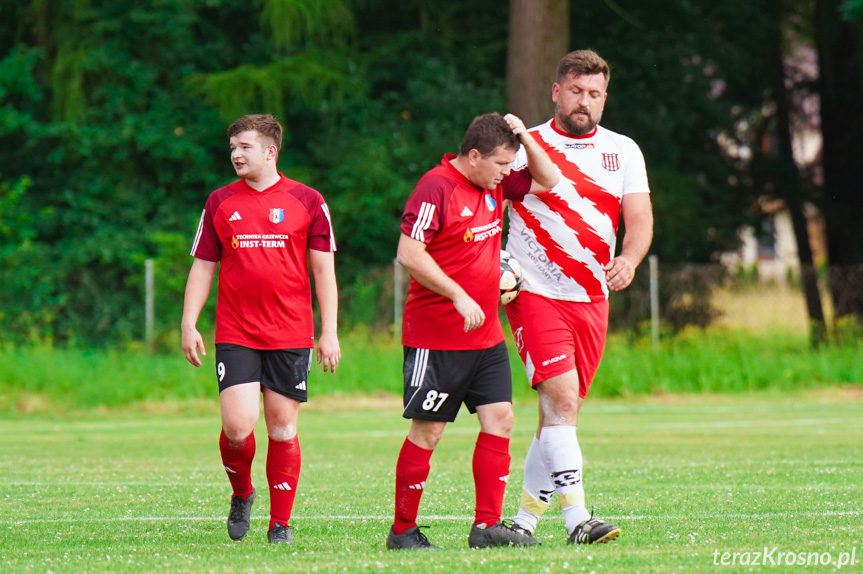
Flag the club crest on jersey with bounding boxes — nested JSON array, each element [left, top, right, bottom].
[[268, 208, 284, 223], [484, 193, 496, 211], [602, 153, 621, 171]]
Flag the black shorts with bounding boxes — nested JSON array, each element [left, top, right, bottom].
[[215, 344, 313, 402], [402, 341, 512, 422]]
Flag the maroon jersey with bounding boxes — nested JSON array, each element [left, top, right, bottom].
[[401, 154, 531, 350], [191, 174, 336, 349]]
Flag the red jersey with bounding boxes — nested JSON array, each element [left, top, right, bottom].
[[401, 154, 531, 350], [191, 174, 336, 349]]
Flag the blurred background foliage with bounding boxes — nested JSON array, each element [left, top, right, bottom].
[[0, 0, 861, 348]]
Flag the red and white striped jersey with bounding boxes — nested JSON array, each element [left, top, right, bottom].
[[191, 174, 335, 349], [506, 120, 650, 302], [401, 154, 531, 350]]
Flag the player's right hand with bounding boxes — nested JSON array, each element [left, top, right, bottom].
[[454, 294, 485, 332], [181, 326, 206, 367], [504, 113, 527, 137]]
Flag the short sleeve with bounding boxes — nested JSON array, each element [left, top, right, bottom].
[[290, 185, 336, 252], [400, 175, 450, 244], [191, 198, 222, 262], [622, 138, 650, 195], [308, 200, 336, 252], [500, 166, 532, 202]]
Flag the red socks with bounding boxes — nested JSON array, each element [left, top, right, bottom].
[[472, 432, 511, 527], [266, 436, 302, 529], [220, 430, 302, 530], [219, 429, 255, 500], [393, 438, 433, 535]]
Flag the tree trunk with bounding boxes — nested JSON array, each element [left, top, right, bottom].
[[815, 0, 863, 318], [770, 0, 827, 346], [506, 0, 569, 128]]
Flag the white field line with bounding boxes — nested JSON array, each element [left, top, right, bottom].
[[1, 510, 859, 525]]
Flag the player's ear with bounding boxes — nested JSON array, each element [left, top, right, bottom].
[[468, 148, 481, 165]]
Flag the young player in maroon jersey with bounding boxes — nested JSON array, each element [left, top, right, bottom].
[[505, 50, 654, 545], [387, 113, 559, 550], [181, 114, 340, 545]]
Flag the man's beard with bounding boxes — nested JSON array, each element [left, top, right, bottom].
[[555, 104, 601, 136]]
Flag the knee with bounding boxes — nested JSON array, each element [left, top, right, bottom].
[[268, 423, 297, 442], [422, 427, 445, 450], [222, 424, 255, 443], [495, 408, 515, 436], [221, 408, 259, 441], [539, 389, 581, 425], [408, 423, 445, 450], [479, 404, 514, 438]]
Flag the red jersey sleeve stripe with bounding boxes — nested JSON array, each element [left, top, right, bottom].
[[411, 202, 435, 242], [320, 203, 337, 251], [190, 209, 206, 256]]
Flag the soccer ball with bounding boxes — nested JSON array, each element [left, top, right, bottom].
[[499, 250, 523, 305]]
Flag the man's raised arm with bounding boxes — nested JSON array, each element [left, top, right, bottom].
[[504, 113, 559, 193]]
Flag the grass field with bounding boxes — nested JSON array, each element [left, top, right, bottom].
[[2, 329, 861, 412], [2, 389, 861, 573]]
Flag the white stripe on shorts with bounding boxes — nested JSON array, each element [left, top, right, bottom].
[[410, 348, 429, 388]]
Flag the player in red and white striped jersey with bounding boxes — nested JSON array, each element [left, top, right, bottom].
[[387, 113, 558, 550], [181, 114, 340, 545], [505, 51, 654, 545]]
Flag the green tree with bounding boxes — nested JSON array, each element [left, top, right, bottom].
[[816, 0, 863, 319]]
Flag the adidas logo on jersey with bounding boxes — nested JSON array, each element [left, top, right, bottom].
[[273, 482, 292, 491], [229, 211, 242, 221], [408, 482, 425, 490], [460, 206, 473, 217], [295, 381, 307, 390], [499, 474, 509, 483]]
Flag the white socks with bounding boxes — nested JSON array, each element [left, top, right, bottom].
[[513, 436, 554, 533], [540, 425, 590, 534]]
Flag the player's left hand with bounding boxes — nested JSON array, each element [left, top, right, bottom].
[[603, 256, 636, 292], [317, 331, 341, 373], [504, 113, 527, 137]]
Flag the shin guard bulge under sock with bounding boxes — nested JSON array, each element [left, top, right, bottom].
[[514, 435, 555, 533], [219, 429, 255, 499], [472, 432, 511, 527], [266, 435, 301, 529], [393, 438, 433, 535], [540, 425, 590, 533]]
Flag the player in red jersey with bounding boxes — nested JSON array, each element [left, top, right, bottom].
[[505, 50, 654, 545], [181, 114, 340, 545], [386, 113, 559, 550]]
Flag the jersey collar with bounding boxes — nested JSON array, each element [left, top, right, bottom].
[[442, 154, 484, 192], [550, 119, 597, 139], [236, 173, 288, 194]]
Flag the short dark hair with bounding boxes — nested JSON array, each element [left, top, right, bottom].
[[227, 114, 283, 152], [459, 113, 519, 158], [557, 50, 610, 87]]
